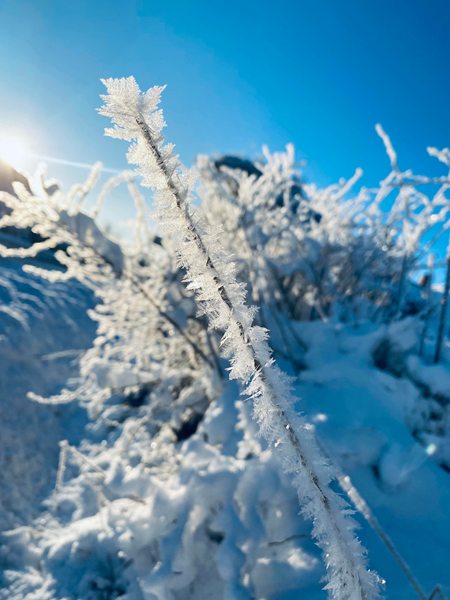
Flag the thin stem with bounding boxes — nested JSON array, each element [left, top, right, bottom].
[[136, 116, 371, 600], [419, 257, 434, 358], [393, 253, 409, 319], [54, 441, 68, 508], [434, 252, 450, 363], [131, 277, 213, 368], [339, 471, 426, 600], [314, 433, 426, 600]]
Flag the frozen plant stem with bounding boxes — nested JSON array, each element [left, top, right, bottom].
[[53, 441, 145, 509], [131, 277, 213, 368], [434, 246, 450, 363], [54, 440, 68, 507], [419, 254, 435, 358], [99, 77, 380, 600], [393, 253, 408, 319]]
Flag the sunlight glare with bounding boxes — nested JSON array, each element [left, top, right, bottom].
[[0, 135, 28, 170]]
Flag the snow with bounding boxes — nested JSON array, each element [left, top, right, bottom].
[[0, 260, 96, 533], [1, 257, 450, 599], [407, 355, 450, 403], [295, 320, 450, 599]]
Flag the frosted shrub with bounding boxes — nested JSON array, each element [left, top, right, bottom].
[[198, 127, 450, 326], [198, 148, 391, 324], [0, 160, 222, 429]]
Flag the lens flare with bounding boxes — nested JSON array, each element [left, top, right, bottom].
[[426, 443, 437, 456]]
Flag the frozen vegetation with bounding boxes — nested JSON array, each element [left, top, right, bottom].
[[1, 77, 450, 600]]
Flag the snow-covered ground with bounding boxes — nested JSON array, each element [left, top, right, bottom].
[[0, 260, 96, 533], [295, 319, 450, 599], [1, 264, 449, 600]]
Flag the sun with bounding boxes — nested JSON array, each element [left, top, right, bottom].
[[0, 135, 28, 170]]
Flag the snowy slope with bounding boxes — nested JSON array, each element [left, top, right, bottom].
[[0, 260, 96, 532]]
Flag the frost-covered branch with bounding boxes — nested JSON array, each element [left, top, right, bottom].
[[99, 76, 381, 600]]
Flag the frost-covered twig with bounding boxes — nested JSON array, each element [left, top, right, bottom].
[[337, 465, 445, 600], [313, 431, 426, 600], [131, 276, 213, 368], [54, 440, 68, 507], [99, 76, 380, 600], [428, 586, 446, 600], [338, 471, 425, 600], [28, 375, 95, 405], [66, 161, 103, 212], [54, 441, 146, 508], [64, 442, 108, 478], [91, 170, 134, 218]]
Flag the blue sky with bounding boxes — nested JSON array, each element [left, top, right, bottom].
[[1, 0, 450, 262]]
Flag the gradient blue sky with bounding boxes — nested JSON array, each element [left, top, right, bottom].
[[1, 0, 450, 257]]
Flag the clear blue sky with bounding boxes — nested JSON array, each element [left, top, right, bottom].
[[1, 0, 450, 257]]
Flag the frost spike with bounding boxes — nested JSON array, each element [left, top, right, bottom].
[[99, 76, 381, 600]]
